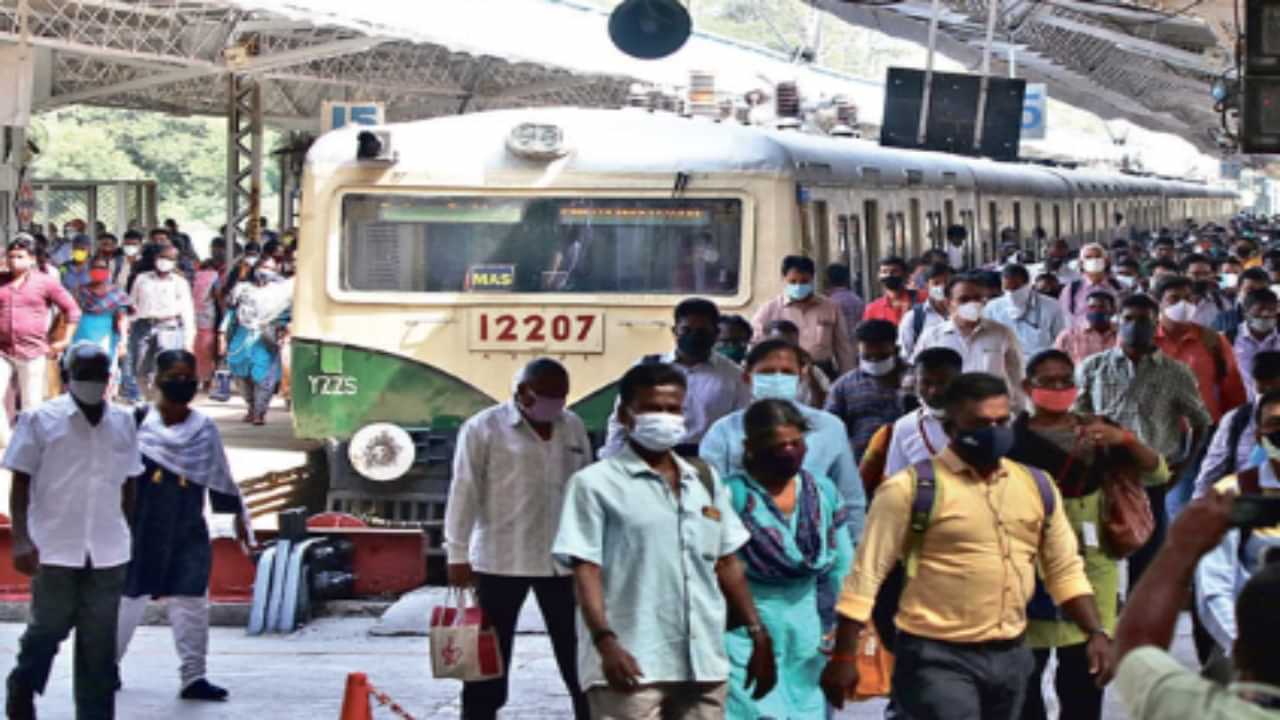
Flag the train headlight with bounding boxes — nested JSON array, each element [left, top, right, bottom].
[[347, 423, 415, 482], [506, 123, 568, 160]]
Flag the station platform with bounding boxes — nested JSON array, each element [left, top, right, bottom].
[[0, 613, 1199, 718]]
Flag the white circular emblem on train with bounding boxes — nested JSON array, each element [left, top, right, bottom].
[[506, 122, 568, 160], [348, 423, 415, 482]]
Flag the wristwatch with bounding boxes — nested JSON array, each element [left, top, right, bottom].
[[591, 628, 617, 647]]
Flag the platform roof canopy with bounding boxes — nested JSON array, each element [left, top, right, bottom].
[[0, 0, 1235, 155], [827, 0, 1232, 152], [0, 0, 638, 129]]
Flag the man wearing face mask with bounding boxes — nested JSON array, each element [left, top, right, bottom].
[[862, 257, 916, 328], [913, 274, 1026, 410], [752, 256, 854, 378], [1184, 254, 1231, 328], [1054, 291, 1118, 365], [603, 299, 750, 459], [715, 314, 753, 366], [1074, 293, 1212, 584], [4, 343, 143, 720], [1042, 239, 1079, 286], [985, 264, 1068, 358], [700, 339, 865, 550], [128, 246, 195, 400], [58, 234, 95, 296], [444, 358, 592, 720], [898, 263, 951, 361], [1061, 243, 1125, 323], [554, 362, 777, 718], [113, 230, 143, 286], [883, 348, 963, 480], [822, 373, 1108, 719], [825, 320, 909, 463], [1216, 268, 1273, 343], [1232, 290, 1280, 401], [1154, 276, 1247, 427]]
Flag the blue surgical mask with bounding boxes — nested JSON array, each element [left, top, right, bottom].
[[784, 283, 813, 302], [752, 372, 799, 401]]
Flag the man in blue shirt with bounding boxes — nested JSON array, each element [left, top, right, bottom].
[[699, 338, 866, 548], [553, 362, 776, 718]]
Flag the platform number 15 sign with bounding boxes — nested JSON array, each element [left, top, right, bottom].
[[322, 102, 385, 133], [1022, 84, 1046, 140]]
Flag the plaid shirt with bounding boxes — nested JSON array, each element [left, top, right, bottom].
[[1073, 347, 1211, 460], [824, 366, 908, 462], [1054, 325, 1118, 366]]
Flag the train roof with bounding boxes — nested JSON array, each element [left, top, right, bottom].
[[309, 106, 1231, 199]]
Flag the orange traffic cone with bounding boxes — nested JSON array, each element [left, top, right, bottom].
[[339, 672, 373, 720]]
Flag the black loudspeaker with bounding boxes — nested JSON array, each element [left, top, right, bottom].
[[879, 68, 1026, 161], [608, 0, 692, 60]]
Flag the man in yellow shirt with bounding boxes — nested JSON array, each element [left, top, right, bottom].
[[820, 372, 1112, 719]]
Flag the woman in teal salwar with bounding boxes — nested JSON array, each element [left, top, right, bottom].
[[221, 258, 292, 425], [723, 399, 854, 719]]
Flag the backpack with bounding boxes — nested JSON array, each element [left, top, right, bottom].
[[1225, 402, 1255, 476], [1236, 467, 1265, 567], [1197, 325, 1229, 382], [911, 304, 928, 340], [870, 458, 1056, 650]]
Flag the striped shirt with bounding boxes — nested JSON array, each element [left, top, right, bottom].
[[443, 401, 592, 576]]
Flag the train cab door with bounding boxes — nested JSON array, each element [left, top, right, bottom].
[[864, 199, 882, 296]]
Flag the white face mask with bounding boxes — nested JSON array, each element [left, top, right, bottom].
[[1163, 300, 1196, 324], [155, 258, 176, 273], [1114, 274, 1136, 289], [860, 356, 896, 377], [122, 245, 140, 258], [956, 300, 985, 322], [68, 379, 108, 406], [628, 412, 686, 452], [1006, 284, 1033, 306], [1081, 257, 1107, 274], [929, 284, 947, 302]]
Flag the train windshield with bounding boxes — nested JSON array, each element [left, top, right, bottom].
[[341, 195, 742, 295]]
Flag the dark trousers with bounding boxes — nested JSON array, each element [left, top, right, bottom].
[[8, 563, 126, 720], [891, 632, 1034, 720], [1019, 644, 1102, 720], [1128, 485, 1168, 587], [462, 574, 588, 720]]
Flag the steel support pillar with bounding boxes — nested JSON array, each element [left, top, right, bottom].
[[226, 74, 263, 249], [915, 0, 943, 145], [973, 0, 1001, 151]]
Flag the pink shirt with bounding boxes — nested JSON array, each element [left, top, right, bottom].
[[0, 271, 81, 360]]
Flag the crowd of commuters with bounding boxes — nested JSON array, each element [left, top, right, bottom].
[[10, 211, 1280, 719], [443, 213, 1280, 720], [1, 218, 291, 719]]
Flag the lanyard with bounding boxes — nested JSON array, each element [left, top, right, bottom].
[[918, 408, 940, 456]]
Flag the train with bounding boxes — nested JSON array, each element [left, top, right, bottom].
[[289, 106, 1237, 541]]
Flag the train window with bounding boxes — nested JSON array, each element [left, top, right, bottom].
[[813, 201, 830, 269], [339, 194, 743, 295], [1012, 201, 1023, 239], [886, 212, 898, 255], [942, 172, 957, 187], [864, 201, 880, 261], [848, 215, 864, 296], [906, 170, 924, 186], [896, 212, 907, 255], [836, 215, 849, 256]]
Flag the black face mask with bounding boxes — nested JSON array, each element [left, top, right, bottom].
[[881, 275, 906, 292], [1192, 280, 1215, 296], [953, 425, 1015, 468], [1120, 318, 1157, 349], [158, 379, 198, 405], [676, 329, 716, 361], [750, 444, 806, 481]]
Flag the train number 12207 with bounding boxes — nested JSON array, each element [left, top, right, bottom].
[[469, 310, 604, 353]]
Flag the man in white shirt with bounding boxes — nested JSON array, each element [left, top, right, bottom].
[[128, 245, 195, 399], [602, 298, 751, 458], [898, 263, 951, 361], [913, 274, 1027, 409], [984, 264, 1069, 358], [884, 347, 963, 478], [5, 343, 144, 720], [443, 358, 592, 720]]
